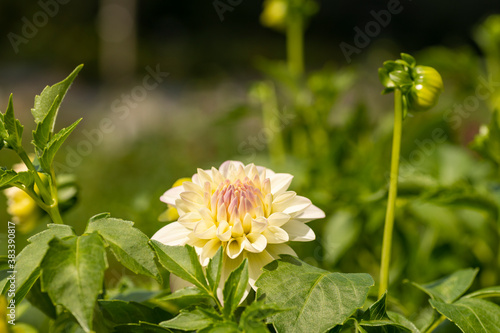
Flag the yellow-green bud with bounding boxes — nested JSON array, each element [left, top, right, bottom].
[[260, 0, 287, 31], [407, 66, 444, 112]]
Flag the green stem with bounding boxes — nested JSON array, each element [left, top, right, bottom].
[[15, 184, 50, 212], [425, 315, 446, 333], [18, 149, 52, 204], [17, 149, 63, 224], [378, 89, 403, 297], [286, 12, 304, 77], [48, 167, 64, 225]]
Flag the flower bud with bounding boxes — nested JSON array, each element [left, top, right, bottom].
[[407, 66, 444, 111], [260, 0, 287, 30]]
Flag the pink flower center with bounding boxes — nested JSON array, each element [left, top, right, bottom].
[[209, 177, 269, 222]]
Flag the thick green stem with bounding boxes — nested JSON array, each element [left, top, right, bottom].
[[286, 12, 304, 77], [378, 89, 403, 297]]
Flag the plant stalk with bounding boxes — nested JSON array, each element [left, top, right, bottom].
[[286, 11, 304, 77], [48, 167, 64, 225], [378, 89, 403, 297], [425, 315, 446, 333], [17, 149, 63, 224], [18, 149, 52, 204]]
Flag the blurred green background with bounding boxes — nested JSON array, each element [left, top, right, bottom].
[[1, 0, 500, 326]]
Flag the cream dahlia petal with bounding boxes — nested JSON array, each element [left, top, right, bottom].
[[227, 237, 245, 258], [201, 239, 222, 266], [217, 202, 227, 222], [242, 213, 253, 234], [244, 163, 259, 180], [180, 181, 203, 195], [251, 217, 268, 233], [293, 204, 326, 222], [282, 195, 312, 216], [245, 233, 267, 253], [231, 219, 244, 237], [246, 250, 275, 288], [257, 165, 274, 178], [160, 185, 184, 205], [174, 198, 191, 215], [269, 173, 294, 196], [263, 225, 289, 244], [193, 221, 217, 239], [266, 243, 297, 259], [281, 220, 315, 241], [152, 222, 190, 246], [217, 221, 232, 242], [211, 167, 225, 186], [195, 168, 213, 187], [219, 160, 245, 178], [180, 191, 204, 206], [267, 212, 291, 227], [178, 211, 202, 229]]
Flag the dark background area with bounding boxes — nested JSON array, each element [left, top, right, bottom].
[[0, 1, 498, 81]]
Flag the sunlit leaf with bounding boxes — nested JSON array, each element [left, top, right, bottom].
[[256, 255, 374, 333]]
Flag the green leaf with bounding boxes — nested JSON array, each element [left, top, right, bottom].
[[355, 294, 413, 332], [379, 68, 395, 89], [40, 118, 81, 172], [49, 311, 87, 333], [26, 278, 56, 319], [160, 307, 221, 331], [199, 321, 240, 333], [157, 286, 210, 302], [32, 95, 61, 150], [255, 255, 374, 333], [387, 312, 420, 333], [98, 299, 172, 326], [113, 322, 173, 333], [410, 268, 478, 303], [382, 61, 403, 73], [1, 224, 75, 305], [86, 217, 160, 282], [239, 300, 286, 332], [223, 259, 249, 317], [430, 298, 500, 332], [359, 319, 411, 332], [362, 293, 388, 321], [150, 242, 208, 292], [400, 53, 416, 67], [464, 286, 500, 299], [388, 71, 412, 86], [3, 94, 23, 151], [31, 64, 83, 123], [41, 233, 107, 332], [206, 247, 223, 293], [0, 170, 35, 190]]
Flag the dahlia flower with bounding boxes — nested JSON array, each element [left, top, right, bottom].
[[152, 161, 325, 292]]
